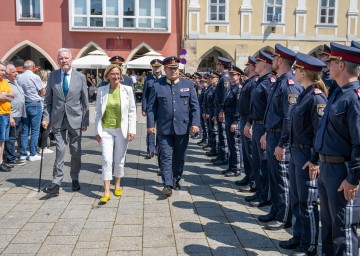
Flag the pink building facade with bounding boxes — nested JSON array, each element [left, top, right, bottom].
[[0, 0, 182, 70]]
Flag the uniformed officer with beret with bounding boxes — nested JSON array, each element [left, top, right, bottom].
[[142, 59, 163, 160], [279, 53, 328, 255], [204, 71, 221, 157], [259, 44, 303, 230], [213, 57, 231, 165], [314, 42, 360, 256], [147, 56, 200, 196], [244, 50, 275, 207]]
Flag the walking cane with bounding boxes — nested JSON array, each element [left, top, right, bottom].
[[38, 127, 46, 192]]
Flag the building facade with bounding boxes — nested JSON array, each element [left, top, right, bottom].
[[183, 0, 360, 73], [0, 0, 182, 70]]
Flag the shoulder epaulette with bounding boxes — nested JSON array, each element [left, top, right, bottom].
[[355, 88, 360, 98], [288, 79, 294, 85], [313, 88, 322, 94], [270, 77, 276, 83]]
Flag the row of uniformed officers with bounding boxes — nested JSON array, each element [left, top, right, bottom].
[[141, 42, 360, 256]]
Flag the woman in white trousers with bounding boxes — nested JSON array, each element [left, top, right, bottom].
[[95, 64, 136, 203]]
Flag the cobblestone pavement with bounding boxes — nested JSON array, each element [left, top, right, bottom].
[[0, 104, 312, 256]]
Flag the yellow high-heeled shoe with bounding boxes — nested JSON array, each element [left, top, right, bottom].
[[99, 194, 111, 203], [114, 187, 123, 197]]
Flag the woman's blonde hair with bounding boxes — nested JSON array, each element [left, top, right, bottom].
[[303, 69, 328, 97], [36, 69, 48, 83], [104, 64, 123, 81]]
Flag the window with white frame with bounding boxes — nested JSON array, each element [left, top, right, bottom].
[[265, 0, 283, 23], [71, 0, 169, 30], [209, 0, 226, 21], [16, 0, 44, 22], [319, 0, 336, 24]]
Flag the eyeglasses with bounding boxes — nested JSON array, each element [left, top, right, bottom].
[[109, 73, 121, 77]]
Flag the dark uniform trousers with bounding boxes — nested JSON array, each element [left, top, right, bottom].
[[216, 113, 227, 159], [252, 123, 270, 203], [289, 147, 319, 252], [225, 114, 241, 171], [317, 162, 360, 256], [146, 133, 156, 154], [266, 130, 291, 223], [158, 134, 189, 187], [200, 110, 208, 142], [240, 119, 253, 185], [207, 111, 217, 152]]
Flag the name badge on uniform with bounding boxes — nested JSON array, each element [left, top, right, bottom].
[[288, 94, 298, 105], [317, 104, 326, 116], [180, 88, 190, 92], [224, 82, 229, 88]]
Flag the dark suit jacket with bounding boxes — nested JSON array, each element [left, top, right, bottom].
[[43, 69, 89, 129]]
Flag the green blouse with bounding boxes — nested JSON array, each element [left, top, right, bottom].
[[102, 87, 121, 129]]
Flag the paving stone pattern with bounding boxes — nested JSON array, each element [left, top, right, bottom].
[[0, 104, 318, 255]]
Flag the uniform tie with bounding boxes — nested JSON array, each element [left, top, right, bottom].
[[314, 86, 341, 151], [63, 73, 69, 97]]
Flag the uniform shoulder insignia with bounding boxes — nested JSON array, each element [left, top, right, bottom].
[[288, 79, 295, 85], [313, 88, 322, 94], [180, 88, 190, 92], [224, 82, 229, 88], [270, 77, 276, 83], [288, 94, 298, 105], [356, 88, 360, 98], [255, 77, 259, 81], [317, 104, 326, 116], [225, 74, 229, 77], [237, 93, 240, 99]]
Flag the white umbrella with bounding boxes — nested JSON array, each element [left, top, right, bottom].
[[125, 51, 185, 69], [72, 50, 110, 69]]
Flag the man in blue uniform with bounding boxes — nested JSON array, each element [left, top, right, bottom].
[[259, 44, 303, 230], [142, 59, 163, 159], [235, 57, 259, 191], [244, 50, 275, 207], [147, 56, 200, 197], [197, 73, 209, 147], [222, 66, 244, 177], [193, 72, 206, 144], [213, 57, 231, 166], [318, 44, 337, 99], [314, 42, 360, 256]]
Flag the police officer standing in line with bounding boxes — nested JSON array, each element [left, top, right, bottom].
[[279, 53, 328, 255], [197, 73, 209, 147], [147, 56, 200, 197], [213, 57, 231, 166], [314, 43, 360, 256], [244, 50, 275, 207], [221, 66, 244, 177], [204, 71, 221, 157], [191, 73, 202, 140], [141, 59, 163, 159], [317, 45, 337, 99], [235, 57, 259, 191], [98, 56, 133, 87], [259, 44, 303, 230]]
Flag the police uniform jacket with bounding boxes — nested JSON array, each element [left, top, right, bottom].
[[316, 81, 360, 185], [142, 73, 163, 112], [237, 75, 259, 118], [224, 83, 240, 116], [248, 73, 275, 124], [199, 86, 207, 113], [147, 77, 200, 136], [264, 71, 303, 148], [204, 84, 217, 116], [290, 85, 327, 164], [322, 70, 337, 99], [214, 71, 230, 116]]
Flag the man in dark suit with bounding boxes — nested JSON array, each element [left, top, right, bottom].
[[147, 56, 200, 197], [42, 48, 89, 196]]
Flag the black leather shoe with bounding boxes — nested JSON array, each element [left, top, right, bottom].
[[249, 200, 272, 208], [291, 246, 317, 256], [279, 238, 300, 250], [198, 142, 207, 147], [210, 156, 222, 162], [221, 169, 231, 174], [7, 160, 26, 166], [258, 213, 275, 223], [224, 171, 241, 177], [144, 152, 154, 159], [202, 146, 211, 151], [43, 183, 60, 195], [238, 185, 255, 192], [213, 159, 228, 166], [72, 180, 81, 191], [0, 163, 11, 172], [157, 171, 163, 176], [162, 186, 172, 196], [3, 163, 14, 169], [206, 151, 218, 157], [245, 194, 258, 202], [235, 177, 249, 186], [173, 182, 181, 191], [265, 220, 292, 230]]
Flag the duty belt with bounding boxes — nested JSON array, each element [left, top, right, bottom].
[[253, 120, 264, 124], [319, 154, 346, 164], [292, 144, 312, 149], [266, 128, 281, 133], [225, 112, 235, 116]]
